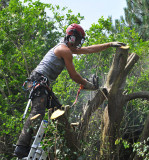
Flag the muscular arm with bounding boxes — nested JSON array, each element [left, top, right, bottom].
[[54, 45, 87, 85], [72, 43, 111, 54], [53, 41, 125, 87]]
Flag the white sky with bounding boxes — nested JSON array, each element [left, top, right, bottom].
[[40, 0, 127, 30]]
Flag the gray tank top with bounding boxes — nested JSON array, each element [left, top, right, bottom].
[[34, 43, 66, 82]]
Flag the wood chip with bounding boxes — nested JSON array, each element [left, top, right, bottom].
[[120, 45, 130, 49], [50, 109, 65, 119]]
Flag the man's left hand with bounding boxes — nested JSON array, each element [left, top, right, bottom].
[[110, 42, 126, 47]]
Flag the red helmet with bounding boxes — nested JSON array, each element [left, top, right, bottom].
[[66, 23, 85, 38], [65, 23, 85, 48]]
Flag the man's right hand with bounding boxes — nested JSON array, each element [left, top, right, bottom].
[[83, 80, 97, 90]]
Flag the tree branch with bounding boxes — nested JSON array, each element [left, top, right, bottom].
[[124, 91, 149, 102], [77, 89, 106, 140], [106, 46, 129, 92], [124, 53, 139, 76]]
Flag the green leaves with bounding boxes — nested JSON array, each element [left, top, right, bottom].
[[115, 138, 130, 149], [133, 139, 149, 160], [124, 0, 149, 41], [0, 0, 86, 158]]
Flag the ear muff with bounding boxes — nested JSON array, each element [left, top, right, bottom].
[[69, 35, 76, 44]]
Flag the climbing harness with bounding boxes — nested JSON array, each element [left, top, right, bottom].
[[22, 75, 50, 121]]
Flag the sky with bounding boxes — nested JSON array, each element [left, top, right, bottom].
[[39, 0, 127, 30]]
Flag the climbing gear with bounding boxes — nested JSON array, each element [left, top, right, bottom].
[[22, 99, 31, 121], [22, 75, 50, 121], [72, 86, 82, 106], [22, 72, 62, 121]]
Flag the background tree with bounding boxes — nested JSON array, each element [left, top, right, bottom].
[[0, 0, 10, 10], [124, 0, 149, 41], [0, 0, 83, 159], [77, 18, 149, 159]]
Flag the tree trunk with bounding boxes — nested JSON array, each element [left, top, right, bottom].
[[100, 46, 140, 160]]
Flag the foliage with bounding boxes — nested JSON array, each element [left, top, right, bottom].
[[41, 119, 80, 160], [0, 0, 149, 159], [76, 17, 149, 159], [0, 0, 84, 159], [115, 137, 149, 160], [0, 0, 10, 10], [115, 138, 130, 149], [133, 138, 149, 160], [124, 0, 149, 41]]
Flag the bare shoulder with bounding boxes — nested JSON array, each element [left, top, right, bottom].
[[54, 44, 73, 59]]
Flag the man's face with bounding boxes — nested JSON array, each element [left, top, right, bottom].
[[74, 36, 85, 48]]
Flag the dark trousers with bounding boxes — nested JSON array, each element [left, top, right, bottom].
[[17, 71, 61, 147]]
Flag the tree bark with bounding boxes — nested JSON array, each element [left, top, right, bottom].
[[100, 46, 140, 160]]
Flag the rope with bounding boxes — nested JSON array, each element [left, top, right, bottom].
[[71, 85, 108, 107], [71, 85, 84, 107], [72, 87, 81, 106]]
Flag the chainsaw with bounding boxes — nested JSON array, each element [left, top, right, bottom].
[[50, 74, 99, 120], [82, 74, 99, 89]]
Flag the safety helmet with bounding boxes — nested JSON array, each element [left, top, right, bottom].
[[65, 23, 85, 48], [66, 23, 85, 38]]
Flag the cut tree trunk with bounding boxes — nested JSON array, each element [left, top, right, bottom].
[[100, 46, 140, 160]]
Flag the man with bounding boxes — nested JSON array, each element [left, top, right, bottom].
[[14, 23, 126, 158]]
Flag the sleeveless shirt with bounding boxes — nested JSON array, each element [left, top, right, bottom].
[[34, 43, 66, 82]]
